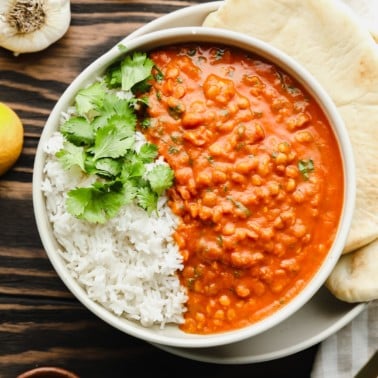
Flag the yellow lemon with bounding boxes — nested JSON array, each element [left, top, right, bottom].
[[0, 102, 24, 176]]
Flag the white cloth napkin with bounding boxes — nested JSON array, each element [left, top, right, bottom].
[[311, 300, 378, 377]]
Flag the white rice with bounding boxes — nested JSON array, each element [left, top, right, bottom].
[[42, 132, 188, 328]]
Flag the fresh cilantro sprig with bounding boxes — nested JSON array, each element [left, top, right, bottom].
[[121, 52, 154, 91], [104, 51, 154, 92], [147, 164, 174, 196], [66, 181, 126, 224], [56, 52, 174, 224]]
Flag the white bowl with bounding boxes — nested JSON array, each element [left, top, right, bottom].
[[32, 27, 355, 348]]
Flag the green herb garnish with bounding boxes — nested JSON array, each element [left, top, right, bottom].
[[153, 66, 164, 82], [121, 52, 154, 91], [214, 48, 225, 60], [276, 71, 301, 96], [56, 51, 174, 224], [227, 196, 251, 216], [168, 145, 179, 154], [168, 104, 184, 120], [298, 159, 314, 180]]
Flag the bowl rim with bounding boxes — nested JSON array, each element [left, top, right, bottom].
[[32, 26, 356, 348]]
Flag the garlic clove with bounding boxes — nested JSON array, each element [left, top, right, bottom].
[[0, 0, 71, 56]]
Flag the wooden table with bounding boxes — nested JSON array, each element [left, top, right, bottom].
[[0, 1, 319, 376]]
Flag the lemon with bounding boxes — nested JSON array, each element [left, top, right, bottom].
[[0, 102, 24, 176]]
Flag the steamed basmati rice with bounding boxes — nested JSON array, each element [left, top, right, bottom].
[[42, 132, 188, 328]]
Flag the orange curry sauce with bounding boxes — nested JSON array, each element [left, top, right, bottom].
[[142, 44, 344, 334]]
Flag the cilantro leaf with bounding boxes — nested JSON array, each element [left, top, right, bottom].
[[122, 180, 138, 205], [146, 164, 174, 196], [75, 81, 106, 120], [91, 94, 135, 130], [83, 154, 97, 174], [107, 114, 136, 139], [91, 94, 118, 130], [60, 117, 94, 146], [66, 187, 90, 219], [55, 141, 86, 171], [95, 158, 122, 178], [136, 186, 158, 215], [105, 63, 122, 88], [66, 183, 125, 224], [138, 143, 158, 163], [112, 97, 136, 120], [101, 93, 134, 118], [131, 80, 152, 95], [121, 52, 154, 91], [89, 123, 135, 160], [121, 154, 146, 179]]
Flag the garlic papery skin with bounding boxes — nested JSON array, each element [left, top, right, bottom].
[[0, 0, 71, 56]]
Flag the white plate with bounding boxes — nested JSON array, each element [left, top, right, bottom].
[[122, 1, 367, 364]]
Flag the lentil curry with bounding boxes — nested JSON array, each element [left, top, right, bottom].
[[141, 44, 344, 334]]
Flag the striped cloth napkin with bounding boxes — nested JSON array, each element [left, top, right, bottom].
[[311, 300, 378, 377]]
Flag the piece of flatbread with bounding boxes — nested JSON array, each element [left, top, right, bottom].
[[325, 238, 378, 302], [341, 0, 378, 42], [203, 0, 378, 254]]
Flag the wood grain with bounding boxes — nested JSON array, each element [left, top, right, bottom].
[[0, 1, 318, 377]]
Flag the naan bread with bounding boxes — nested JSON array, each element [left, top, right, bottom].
[[341, 0, 378, 42], [203, 0, 378, 254], [325, 239, 378, 302]]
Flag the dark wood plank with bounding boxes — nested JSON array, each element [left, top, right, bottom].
[[0, 298, 318, 378]]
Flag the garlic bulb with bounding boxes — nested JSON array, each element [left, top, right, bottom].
[[0, 0, 71, 56]]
